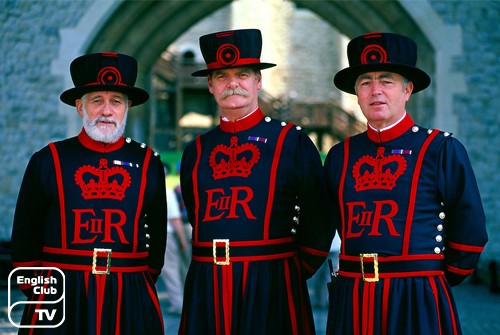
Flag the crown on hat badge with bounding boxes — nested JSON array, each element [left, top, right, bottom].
[[352, 147, 406, 191], [74, 158, 131, 200], [209, 136, 260, 180]]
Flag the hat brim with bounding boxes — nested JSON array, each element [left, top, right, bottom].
[[333, 63, 431, 94], [191, 62, 276, 77], [60, 85, 149, 107]]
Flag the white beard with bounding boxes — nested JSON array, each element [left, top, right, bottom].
[[82, 107, 127, 144]]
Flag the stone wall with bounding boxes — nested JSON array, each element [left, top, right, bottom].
[[430, 1, 500, 269], [0, 0, 93, 239]]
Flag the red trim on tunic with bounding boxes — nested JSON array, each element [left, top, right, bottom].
[[361, 282, 375, 335], [43, 246, 149, 258], [77, 129, 124, 153], [219, 108, 264, 133], [264, 122, 294, 239], [368, 283, 375, 335], [222, 265, 233, 334], [339, 138, 351, 255], [428, 277, 443, 335], [192, 251, 296, 263], [242, 262, 249, 299], [353, 278, 360, 335], [402, 130, 439, 255], [115, 273, 123, 335], [294, 256, 311, 335], [192, 236, 295, 247], [213, 269, 221, 335], [299, 245, 330, 257], [143, 272, 165, 334], [367, 113, 414, 143], [341, 253, 443, 262], [96, 274, 106, 335], [192, 136, 202, 242], [439, 276, 458, 335], [284, 260, 299, 335], [49, 143, 67, 249], [382, 278, 390, 334], [447, 241, 484, 252], [133, 147, 152, 252], [41, 262, 148, 273], [446, 264, 475, 275]]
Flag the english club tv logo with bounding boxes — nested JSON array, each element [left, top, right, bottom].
[[8, 267, 65, 328]]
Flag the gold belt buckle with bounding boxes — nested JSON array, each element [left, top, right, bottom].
[[360, 253, 379, 282], [92, 248, 112, 275], [213, 239, 230, 265]]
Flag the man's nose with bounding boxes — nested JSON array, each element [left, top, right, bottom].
[[371, 82, 383, 95], [228, 75, 239, 88], [101, 102, 114, 115]]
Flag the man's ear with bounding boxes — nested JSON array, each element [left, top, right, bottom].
[[207, 75, 214, 94], [75, 99, 84, 118], [405, 81, 414, 101]]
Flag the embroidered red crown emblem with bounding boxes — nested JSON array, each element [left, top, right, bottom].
[[352, 147, 407, 191], [209, 136, 260, 179], [74, 158, 131, 200]]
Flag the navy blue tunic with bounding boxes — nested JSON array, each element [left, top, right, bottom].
[[324, 113, 488, 334], [11, 130, 167, 334], [179, 109, 335, 335]]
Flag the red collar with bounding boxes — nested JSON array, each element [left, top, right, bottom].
[[367, 113, 414, 143], [77, 129, 124, 153], [219, 108, 265, 133]]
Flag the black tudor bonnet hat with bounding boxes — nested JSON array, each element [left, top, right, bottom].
[[192, 29, 276, 77], [60, 52, 149, 106], [333, 32, 431, 94]]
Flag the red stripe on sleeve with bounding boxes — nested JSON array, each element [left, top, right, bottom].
[[447, 241, 484, 252]]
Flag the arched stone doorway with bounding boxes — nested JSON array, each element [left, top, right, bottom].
[[56, 0, 463, 149]]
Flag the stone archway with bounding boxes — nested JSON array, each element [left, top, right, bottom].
[[54, 0, 463, 140]]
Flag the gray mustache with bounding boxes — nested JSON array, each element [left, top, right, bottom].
[[91, 116, 118, 126], [221, 88, 249, 99]]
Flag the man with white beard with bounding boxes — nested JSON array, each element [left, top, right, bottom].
[[11, 52, 167, 334]]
